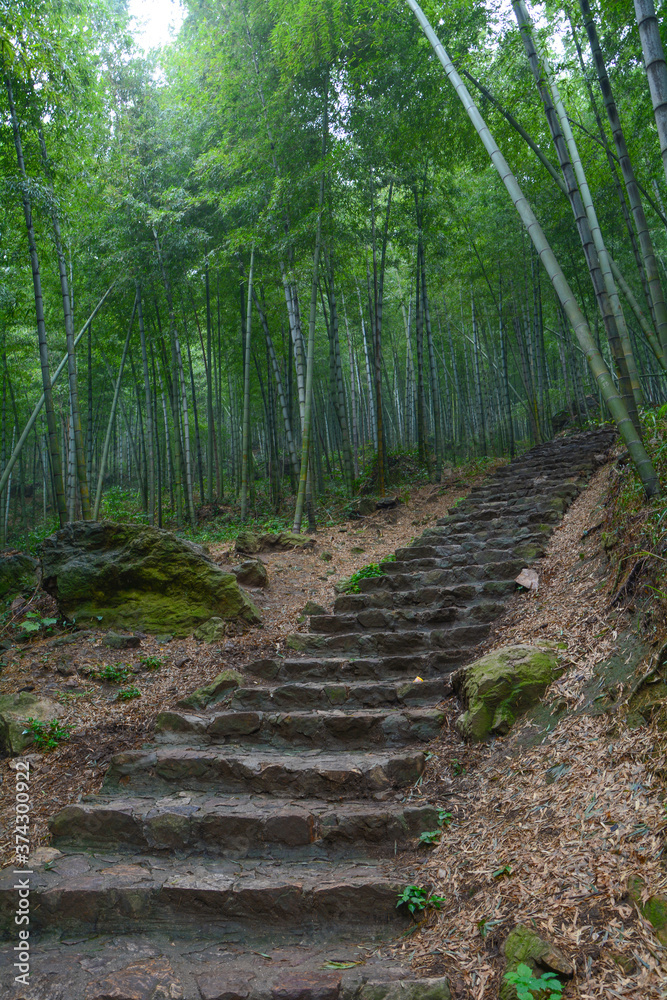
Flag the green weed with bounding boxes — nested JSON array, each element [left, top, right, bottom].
[[22, 718, 75, 751], [139, 655, 165, 671], [93, 663, 132, 684], [116, 686, 141, 701], [504, 962, 563, 1000], [396, 885, 446, 916]]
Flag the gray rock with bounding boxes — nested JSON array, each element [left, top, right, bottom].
[[233, 559, 269, 588], [102, 631, 141, 650], [192, 617, 227, 642], [0, 692, 64, 754], [0, 551, 39, 600]]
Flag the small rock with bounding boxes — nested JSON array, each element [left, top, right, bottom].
[[10, 596, 27, 613], [302, 601, 327, 616], [154, 633, 174, 644], [501, 924, 572, 1000], [376, 495, 398, 509], [178, 668, 243, 709], [0, 691, 64, 754], [49, 634, 78, 647], [102, 631, 141, 650], [31, 847, 63, 866], [174, 657, 190, 669], [320, 551, 333, 562], [628, 875, 667, 944], [350, 546, 366, 555], [192, 617, 228, 643], [232, 559, 269, 588]]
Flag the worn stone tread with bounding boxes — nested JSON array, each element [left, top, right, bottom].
[[102, 746, 427, 796], [50, 792, 440, 856]]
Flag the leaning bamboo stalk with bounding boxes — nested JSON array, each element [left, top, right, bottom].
[[404, 0, 661, 497], [635, 0, 667, 191], [0, 283, 115, 501]]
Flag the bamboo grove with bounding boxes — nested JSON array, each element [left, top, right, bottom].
[[2, 0, 667, 545]]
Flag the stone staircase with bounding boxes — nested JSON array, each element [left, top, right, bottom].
[[0, 428, 615, 1000]]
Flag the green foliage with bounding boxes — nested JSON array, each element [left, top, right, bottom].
[[396, 884, 446, 916], [18, 612, 58, 637], [139, 655, 165, 671], [337, 562, 384, 593], [22, 717, 75, 751], [116, 686, 141, 701], [418, 829, 441, 846], [503, 963, 564, 1000], [93, 663, 132, 684]]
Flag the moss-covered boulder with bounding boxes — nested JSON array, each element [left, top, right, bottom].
[[178, 668, 243, 710], [192, 617, 227, 642], [39, 521, 261, 639], [501, 924, 572, 1000], [0, 551, 39, 600], [453, 643, 564, 741], [0, 692, 63, 755]]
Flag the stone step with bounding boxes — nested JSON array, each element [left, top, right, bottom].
[[50, 793, 440, 857], [333, 583, 477, 613], [0, 931, 452, 1000], [231, 676, 447, 711], [245, 652, 452, 681], [379, 557, 526, 580], [103, 746, 427, 797], [287, 622, 490, 657], [155, 706, 445, 749], [310, 600, 505, 635], [0, 854, 413, 937]]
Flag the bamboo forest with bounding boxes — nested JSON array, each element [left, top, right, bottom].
[[6, 4, 667, 998], [3, 0, 667, 542]]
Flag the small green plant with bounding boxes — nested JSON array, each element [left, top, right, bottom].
[[396, 885, 446, 916], [139, 655, 165, 671], [23, 718, 75, 751], [438, 809, 453, 826], [451, 758, 465, 776], [18, 611, 58, 636], [504, 963, 564, 1000], [338, 563, 385, 593], [492, 863, 513, 879], [418, 830, 441, 846], [94, 663, 132, 684], [117, 686, 141, 701]]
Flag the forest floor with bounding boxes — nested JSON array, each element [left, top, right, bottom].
[[1, 449, 667, 998]]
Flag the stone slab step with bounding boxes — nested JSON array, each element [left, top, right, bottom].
[[50, 793, 440, 856], [310, 600, 506, 634], [0, 930, 452, 1000], [333, 583, 478, 613], [287, 623, 490, 657], [102, 746, 426, 797], [231, 677, 447, 711], [0, 854, 413, 937], [245, 651, 467, 681], [155, 707, 445, 749]]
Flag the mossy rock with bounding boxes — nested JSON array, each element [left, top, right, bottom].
[[628, 875, 667, 944], [453, 643, 564, 741], [0, 552, 39, 600], [235, 531, 261, 555], [260, 531, 315, 551], [192, 617, 227, 642], [39, 521, 261, 639], [178, 669, 244, 710], [0, 692, 63, 755], [501, 924, 572, 1000]]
